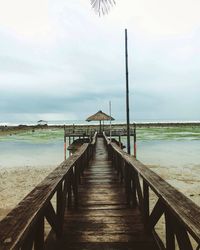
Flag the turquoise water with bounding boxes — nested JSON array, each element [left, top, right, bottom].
[[119, 126, 200, 168], [0, 127, 200, 168], [0, 129, 64, 168]]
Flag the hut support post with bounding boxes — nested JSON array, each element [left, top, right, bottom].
[[99, 120, 102, 133]]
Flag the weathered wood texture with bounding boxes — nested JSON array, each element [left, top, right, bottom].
[[103, 133, 200, 250], [0, 133, 97, 249], [45, 137, 158, 250], [1, 132, 200, 250]]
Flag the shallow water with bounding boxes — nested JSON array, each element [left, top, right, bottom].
[[0, 127, 200, 169], [121, 126, 200, 167], [137, 140, 200, 167], [0, 129, 64, 168]]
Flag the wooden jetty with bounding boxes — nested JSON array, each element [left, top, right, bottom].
[[0, 133, 200, 250]]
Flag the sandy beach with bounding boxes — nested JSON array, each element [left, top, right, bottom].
[[0, 162, 200, 221], [0, 166, 55, 220]]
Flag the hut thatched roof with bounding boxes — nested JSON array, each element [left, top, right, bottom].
[[86, 110, 114, 122]]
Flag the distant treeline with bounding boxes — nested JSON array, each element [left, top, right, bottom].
[[1, 122, 200, 132]]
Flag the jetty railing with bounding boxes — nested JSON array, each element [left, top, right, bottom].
[[103, 132, 200, 250], [0, 132, 97, 250]]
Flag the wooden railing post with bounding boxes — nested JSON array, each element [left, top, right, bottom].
[[34, 216, 44, 250], [134, 172, 143, 209], [119, 158, 124, 183], [143, 180, 149, 229], [173, 219, 193, 250], [165, 212, 175, 250], [130, 171, 137, 207], [124, 163, 131, 205], [115, 153, 119, 175], [73, 165, 79, 206], [102, 133, 200, 250], [57, 183, 64, 237], [21, 234, 34, 250], [67, 171, 72, 208]]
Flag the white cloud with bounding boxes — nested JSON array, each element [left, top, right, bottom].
[[0, 0, 199, 122]]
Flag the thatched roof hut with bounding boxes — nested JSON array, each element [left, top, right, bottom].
[[86, 110, 114, 132]]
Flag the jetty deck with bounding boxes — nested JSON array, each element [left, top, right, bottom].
[[45, 137, 157, 249], [0, 133, 200, 250]]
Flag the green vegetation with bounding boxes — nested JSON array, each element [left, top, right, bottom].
[[0, 125, 200, 143], [137, 126, 200, 141]]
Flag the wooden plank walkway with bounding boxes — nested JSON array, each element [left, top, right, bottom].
[[45, 137, 158, 250]]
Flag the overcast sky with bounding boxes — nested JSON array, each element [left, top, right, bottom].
[[0, 0, 199, 123]]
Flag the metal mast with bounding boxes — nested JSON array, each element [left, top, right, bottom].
[[125, 29, 131, 154]]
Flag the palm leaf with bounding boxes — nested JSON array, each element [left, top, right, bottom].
[[91, 0, 116, 16]]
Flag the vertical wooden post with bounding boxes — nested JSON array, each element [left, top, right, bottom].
[[34, 217, 44, 250], [57, 184, 63, 237], [125, 163, 131, 205], [131, 172, 137, 207], [100, 120, 102, 133], [67, 172, 72, 208], [165, 212, 175, 250], [143, 181, 149, 228], [119, 158, 124, 183], [73, 165, 78, 206], [21, 235, 34, 250]]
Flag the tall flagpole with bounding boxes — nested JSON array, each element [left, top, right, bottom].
[[125, 29, 131, 154]]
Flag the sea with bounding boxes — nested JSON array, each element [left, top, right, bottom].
[[0, 120, 200, 170]]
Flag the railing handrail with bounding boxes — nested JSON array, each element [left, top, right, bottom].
[[0, 131, 99, 249], [103, 132, 200, 245]]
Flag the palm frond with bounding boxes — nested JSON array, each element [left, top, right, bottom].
[[90, 0, 116, 16]]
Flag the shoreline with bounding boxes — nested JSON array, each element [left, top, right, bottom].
[[1, 122, 200, 137]]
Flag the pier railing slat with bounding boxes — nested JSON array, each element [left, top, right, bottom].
[[103, 132, 200, 250]]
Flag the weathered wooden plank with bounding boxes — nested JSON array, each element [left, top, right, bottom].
[[47, 241, 157, 250], [0, 143, 90, 249], [134, 172, 143, 209], [165, 212, 175, 250], [45, 202, 59, 236], [149, 199, 165, 230], [56, 184, 64, 237], [34, 217, 44, 250], [106, 135, 200, 243], [143, 181, 149, 228], [45, 137, 158, 250], [173, 220, 193, 250]]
